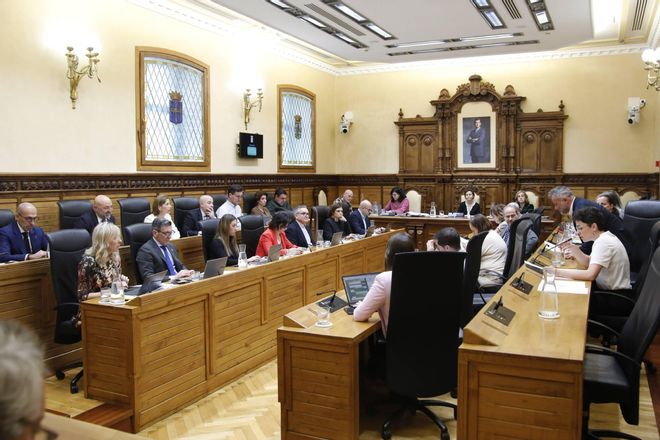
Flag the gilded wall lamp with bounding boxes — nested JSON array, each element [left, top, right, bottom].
[[243, 88, 263, 130], [642, 48, 660, 91], [65, 46, 101, 109]]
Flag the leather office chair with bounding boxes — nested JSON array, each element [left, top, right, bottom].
[[46, 229, 92, 394], [521, 212, 541, 238], [123, 223, 153, 284], [0, 208, 14, 228], [622, 200, 660, 273], [57, 199, 92, 230], [502, 217, 533, 280], [118, 198, 151, 236], [172, 197, 199, 233], [383, 251, 466, 440], [238, 215, 264, 258], [312, 205, 330, 242], [460, 231, 489, 328], [533, 205, 545, 216], [212, 194, 228, 213], [582, 246, 660, 439], [198, 218, 220, 261], [242, 192, 258, 214]]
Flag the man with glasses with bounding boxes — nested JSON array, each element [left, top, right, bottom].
[[74, 194, 116, 235], [0, 202, 48, 263], [286, 205, 313, 248], [348, 200, 373, 235], [136, 218, 193, 280], [216, 184, 244, 219]]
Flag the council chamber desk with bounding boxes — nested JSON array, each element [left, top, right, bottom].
[[80, 232, 392, 432]]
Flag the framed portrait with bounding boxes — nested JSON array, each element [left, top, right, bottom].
[[457, 101, 496, 169]]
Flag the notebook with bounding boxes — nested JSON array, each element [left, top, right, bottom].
[[342, 272, 379, 306], [330, 231, 344, 246], [203, 257, 228, 279]]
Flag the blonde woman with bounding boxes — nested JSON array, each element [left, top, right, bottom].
[[144, 194, 180, 239]]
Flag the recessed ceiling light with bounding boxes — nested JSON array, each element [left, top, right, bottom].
[[364, 23, 393, 39], [334, 3, 367, 22], [335, 32, 357, 44], [267, 0, 290, 9], [300, 15, 327, 28], [483, 10, 504, 27], [535, 10, 549, 24], [460, 33, 516, 42], [388, 39, 448, 49], [472, 0, 489, 7]]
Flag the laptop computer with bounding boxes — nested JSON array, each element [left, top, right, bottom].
[[268, 244, 282, 262], [365, 225, 376, 237], [203, 257, 228, 279], [125, 270, 168, 296], [330, 231, 344, 246], [342, 272, 379, 306]]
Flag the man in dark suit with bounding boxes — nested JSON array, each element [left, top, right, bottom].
[[74, 195, 116, 235], [136, 218, 193, 280], [182, 194, 215, 237], [266, 188, 292, 214], [338, 189, 353, 219], [466, 118, 487, 163], [0, 202, 49, 263], [348, 200, 373, 235], [286, 205, 313, 247]]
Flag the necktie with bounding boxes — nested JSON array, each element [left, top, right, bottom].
[[362, 214, 367, 233], [22, 232, 32, 253], [160, 245, 177, 276], [502, 227, 510, 244]]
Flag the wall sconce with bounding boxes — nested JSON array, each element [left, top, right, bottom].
[[243, 88, 263, 130], [65, 46, 101, 109], [642, 48, 660, 91]]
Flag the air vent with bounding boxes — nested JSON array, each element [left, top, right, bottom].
[[502, 0, 522, 19], [305, 3, 365, 36], [632, 0, 648, 31]]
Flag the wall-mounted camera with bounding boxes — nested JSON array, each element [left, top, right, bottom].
[[340, 111, 353, 134], [627, 97, 646, 125]]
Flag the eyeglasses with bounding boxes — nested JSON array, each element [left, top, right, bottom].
[[157, 230, 173, 237], [298, 212, 310, 216], [19, 214, 38, 222]]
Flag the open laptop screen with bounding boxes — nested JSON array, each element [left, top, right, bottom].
[[342, 272, 380, 306], [204, 257, 228, 279]]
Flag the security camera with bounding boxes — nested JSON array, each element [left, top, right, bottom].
[[628, 106, 640, 125], [339, 112, 353, 134], [340, 122, 349, 134]]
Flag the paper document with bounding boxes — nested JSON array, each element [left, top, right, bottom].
[[538, 280, 589, 295]]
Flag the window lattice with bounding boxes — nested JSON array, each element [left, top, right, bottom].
[[281, 91, 313, 167], [144, 57, 204, 162]]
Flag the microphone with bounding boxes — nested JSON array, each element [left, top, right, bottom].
[[316, 289, 337, 307], [512, 272, 525, 288], [493, 297, 503, 311]]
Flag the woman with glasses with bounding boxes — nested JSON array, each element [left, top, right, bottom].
[[209, 214, 239, 265], [144, 194, 180, 239]]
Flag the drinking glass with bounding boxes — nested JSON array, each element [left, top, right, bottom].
[[539, 267, 560, 319], [551, 247, 565, 267], [238, 251, 248, 268], [438, 210, 445, 217], [99, 287, 111, 304], [110, 278, 125, 305], [315, 306, 332, 328], [239, 244, 247, 254]]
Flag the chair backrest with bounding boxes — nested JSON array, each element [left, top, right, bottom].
[[212, 194, 228, 213], [406, 189, 422, 212], [386, 251, 466, 397], [524, 191, 539, 210], [620, 191, 642, 209], [629, 220, 660, 299], [199, 218, 221, 261], [123, 223, 153, 284], [623, 200, 660, 272], [533, 205, 545, 215], [461, 231, 489, 327], [172, 197, 199, 232], [243, 192, 258, 214], [57, 199, 92, 230], [503, 218, 532, 280], [0, 208, 14, 228], [238, 215, 264, 258], [317, 190, 327, 206], [312, 205, 331, 240], [118, 198, 151, 232], [521, 212, 541, 237]]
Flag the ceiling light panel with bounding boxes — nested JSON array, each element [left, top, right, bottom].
[[525, 0, 554, 30], [470, 0, 507, 29], [321, 0, 396, 40]]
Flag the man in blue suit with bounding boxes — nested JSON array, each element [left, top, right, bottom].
[[348, 200, 373, 235], [0, 203, 49, 263], [466, 118, 487, 163], [73, 195, 116, 235], [286, 205, 313, 248]]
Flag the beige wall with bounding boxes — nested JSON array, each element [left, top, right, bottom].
[[2, 0, 657, 176]]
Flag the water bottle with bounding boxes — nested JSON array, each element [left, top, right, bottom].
[[110, 271, 125, 305], [539, 267, 560, 319], [238, 244, 248, 268], [429, 202, 436, 217]]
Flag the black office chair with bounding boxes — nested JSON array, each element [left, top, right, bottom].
[[212, 194, 228, 213], [46, 229, 92, 394], [57, 199, 92, 230], [312, 205, 331, 242], [238, 215, 264, 258], [502, 217, 533, 280], [198, 218, 220, 261], [582, 246, 660, 440], [242, 192, 258, 215], [622, 200, 660, 273], [521, 212, 541, 238], [383, 251, 466, 440], [118, 198, 151, 236], [461, 231, 489, 324], [172, 197, 199, 233], [533, 205, 545, 215], [0, 208, 14, 228], [123, 223, 153, 284]]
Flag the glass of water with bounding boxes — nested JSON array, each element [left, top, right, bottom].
[[315, 306, 332, 328], [110, 279, 124, 305], [99, 287, 111, 304]]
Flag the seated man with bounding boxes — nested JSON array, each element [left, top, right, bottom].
[[348, 200, 372, 235], [74, 195, 115, 235], [266, 187, 292, 214], [182, 194, 215, 237], [338, 189, 353, 219], [215, 184, 244, 219], [136, 218, 193, 280], [501, 203, 538, 258], [286, 205, 313, 248], [0, 202, 48, 263], [426, 227, 467, 252]]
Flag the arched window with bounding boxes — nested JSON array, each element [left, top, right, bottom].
[[278, 85, 316, 172]]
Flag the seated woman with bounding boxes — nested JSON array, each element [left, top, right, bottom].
[[489, 203, 507, 236], [468, 214, 507, 287], [353, 233, 415, 335], [514, 190, 535, 214], [255, 211, 300, 257], [384, 187, 409, 214], [208, 214, 239, 265], [250, 191, 272, 218], [144, 194, 180, 239], [76, 222, 127, 324], [323, 203, 351, 241], [596, 190, 624, 219], [558, 206, 631, 290], [458, 189, 481, 216]]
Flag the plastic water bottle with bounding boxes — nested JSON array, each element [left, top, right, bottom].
[[539, 267, 560, 319], [430, 202, 436, 217]]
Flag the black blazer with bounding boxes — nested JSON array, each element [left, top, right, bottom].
[[208, 238, 239, 266], [286, 221, 313, 247], [0, 221, 49, 262], [74, 209, 116, 235], [322, 218, 350, 241], [136, 239, 185, 280], [519, 202, 535, 214], [182, 209, 203, 237], [348, 210, 368, 235], [457, 201, 481, 216]]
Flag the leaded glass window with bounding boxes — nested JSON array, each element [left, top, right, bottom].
[[136, 48, 210, 171], [278, 85, 316, 172]]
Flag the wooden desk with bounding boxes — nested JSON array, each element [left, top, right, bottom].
[[41, 412, 146, 439], [371, 214, 556, 250], [277, 293, 380, 440], [81, 232, 391, 432], [458, 244, 590, 439]]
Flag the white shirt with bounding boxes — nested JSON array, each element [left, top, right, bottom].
[[144, 213, 180, 239], [216, 200, 243, 219], [590, 231, 631, 290], [478, 230, 507, 286], [297, 220, 312, 246]]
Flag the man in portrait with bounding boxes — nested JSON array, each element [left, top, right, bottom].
[[465, 118, 489, 163]]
